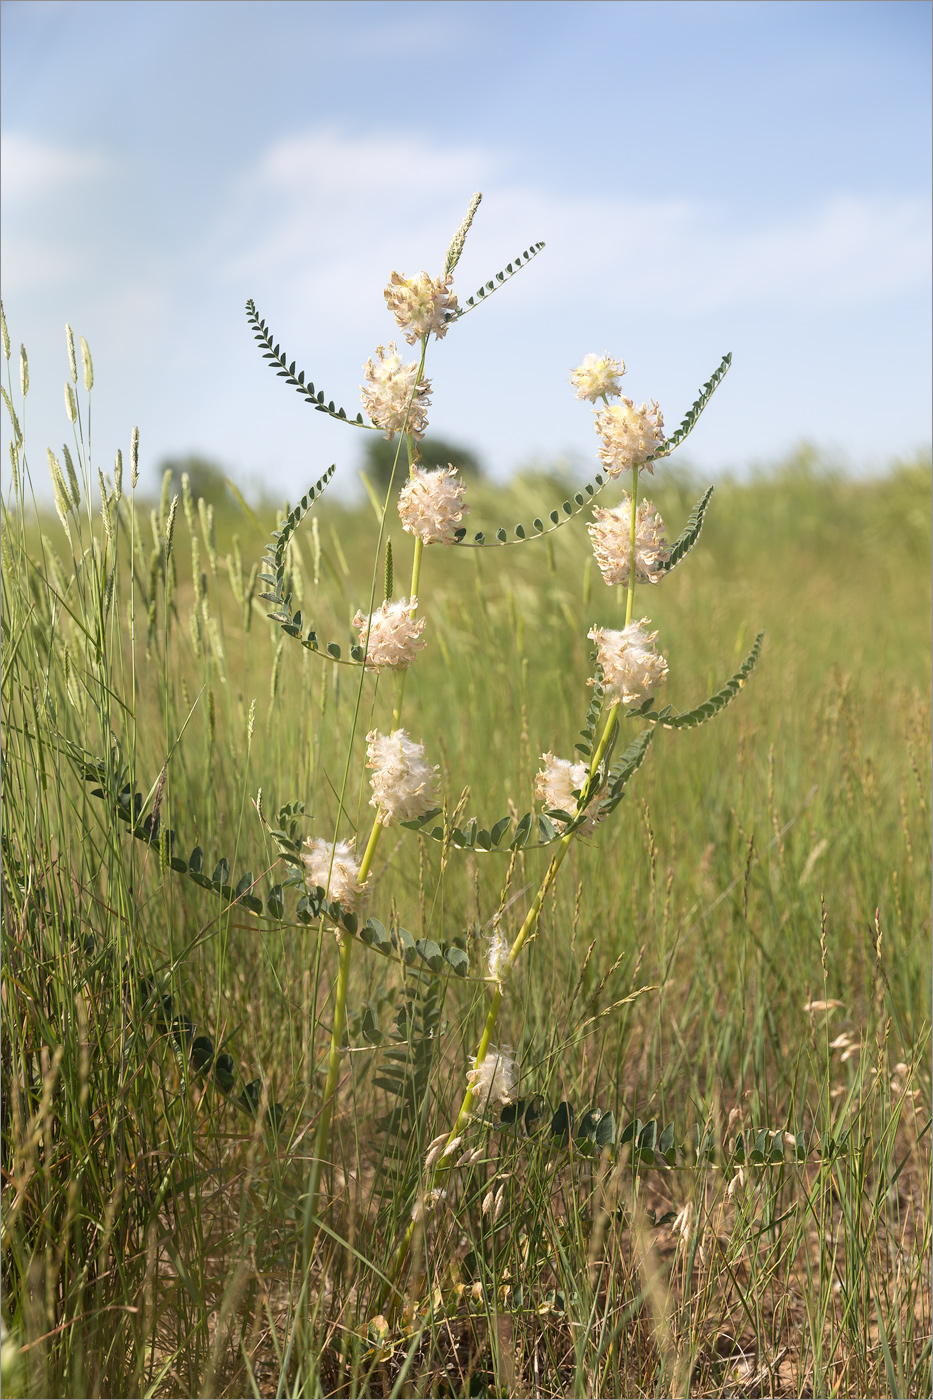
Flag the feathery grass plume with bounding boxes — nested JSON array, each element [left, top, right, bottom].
[[64, 382, 77, 424], [366, 729, 439, 825], [467, 1047, 517, 1108], [353, 596, 426, 669], [0, 301, 9, 361], [571, 352, 626, 402], [113, 449, 123, 500], [98, 469, 114, 543], [397, 464, 469, 545], [65, 322, 77, 382], [164, 494, 179, 560], [594, 397, 665, 476], [301, 837, 365, 911], [360, 342, 432, 440], [588, 496, 669, 586], [383, 536, 393, 600], [535, 752, 602, 836], [19, 345, 28, 398], [130, 426, 139, 487], [61, 445, 81, 508], [588, 620, 669, 705], [385, 270, 458, 345], [80, 336, 94, 392], [46, 448, 73, 535], [444, 191, 482, 277]]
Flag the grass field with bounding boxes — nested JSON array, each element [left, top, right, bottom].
[[2, 329, 930, 1400]]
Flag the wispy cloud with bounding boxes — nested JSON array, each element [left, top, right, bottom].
[[1, 131, 115, 207], [215, 126, 931, 324]]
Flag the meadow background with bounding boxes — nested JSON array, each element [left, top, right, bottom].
[[2, 1, 932, 1397]]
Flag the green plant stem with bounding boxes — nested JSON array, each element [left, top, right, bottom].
[[302, 521, 427, 1274], [626, 465, 639, 628], [386, 702, 622, 1306]]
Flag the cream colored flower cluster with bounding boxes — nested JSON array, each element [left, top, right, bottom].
[[360, 342, 432, 441], [534, 753, 602, 837], [366, 728, 439, 825], [588, 620, 669, 706], [302, 837, 364, 911], [353, 597, 426, 670], [467, 1047, 517, 1107], [384, 270, 458, 345], [588, 496, 669, 587], [397, 464, 469, 545], [593, 398, 665, 477], [570, 352, 626, 403]]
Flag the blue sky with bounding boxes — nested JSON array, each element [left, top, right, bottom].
[[2, 0, 930, 500]]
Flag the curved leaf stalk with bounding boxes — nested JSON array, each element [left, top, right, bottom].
[[385, 702, 624, 1308]]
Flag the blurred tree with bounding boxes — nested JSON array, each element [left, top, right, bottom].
[[361, 435, 483, 496], [159, 454, 230, 506]]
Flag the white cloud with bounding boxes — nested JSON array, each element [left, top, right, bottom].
[[214, 126, 931, 324], [0, 131, 115, 207]]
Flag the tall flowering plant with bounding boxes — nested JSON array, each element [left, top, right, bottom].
[[239, 193, 761, 1302]]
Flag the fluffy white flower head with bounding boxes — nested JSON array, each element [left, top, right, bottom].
[[571, 352, 626, 402], [467, 1046, 517, 1108], [588, 619, 669, 706], [353, 597, 426, 670], [360, 342, 432, 441], [384, 270, 458, 345], [588, 497, 669, 587], [398, 464, 469, 546], [302, 837, 365, 911], [535, 753, 601, 837], [366, 729, 439, 825], [594, 398, 665, 476]]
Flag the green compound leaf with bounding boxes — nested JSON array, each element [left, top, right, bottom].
[[637, 631, 764, 731], [650, 352, 732, 461], [598, 727, 655, 820], [444, 242, 545, 324], [246, 299, 376, 430], [658, 485, 715, 575], [451, 473, 609, 550], [259, 468, 367, 668]]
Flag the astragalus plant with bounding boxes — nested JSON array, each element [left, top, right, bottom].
[[239, 194, 760, 1294]]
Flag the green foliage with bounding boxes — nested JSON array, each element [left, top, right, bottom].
[[362, 433, 484, 496], [245, 298, 374, 428], [444, 243, 546, 323], [160, 453, 230, 507]]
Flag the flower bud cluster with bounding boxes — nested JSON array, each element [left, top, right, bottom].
[[466, 1047, 517, 1108], [570, 352, 626, 402], [360, 342, 432, 440], [353, 597, 426, 670], [593, 398, 665, 476], [397, 464, 469, 545], [588, 496, 669, 586], [385, 270, 458, 345], [366, 729, 439, 825], [302, 838, 365, 911], [588, 620, 669, 706], [534, 753, 602, 837]]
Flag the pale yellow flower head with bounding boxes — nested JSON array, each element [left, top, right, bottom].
[[594, 398, 665, 476], [588, 619, 669, 706], [534, 753, 601, 837], [353, 597, 427, 670], [588, 496, 669, 587], [360, 342, 431, 441], [467, 1046, 517, 1108], [302, 837, 365, 911], [570, 352, 626, 402], [385, 270, 458, 345], [398, 464, 469, 545], [366, 728, 439, 825]]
